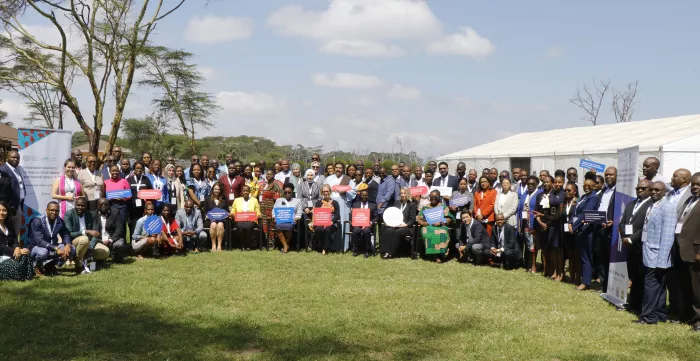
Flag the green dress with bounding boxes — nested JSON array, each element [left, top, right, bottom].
[[419, 204, 454, 255]]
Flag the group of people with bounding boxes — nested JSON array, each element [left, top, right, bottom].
[[1, 148, 699, 332]]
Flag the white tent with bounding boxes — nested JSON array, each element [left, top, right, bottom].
[[437, 114, 700, 178]]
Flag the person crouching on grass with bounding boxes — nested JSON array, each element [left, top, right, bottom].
[[160, 204, 184, 255]]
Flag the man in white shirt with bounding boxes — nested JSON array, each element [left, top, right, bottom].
[[274, 159, 291, 183], [667, 168, 691, 206], [642, 156, 672, 191]]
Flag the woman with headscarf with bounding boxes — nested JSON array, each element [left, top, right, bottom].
[[288, 163, 302, 197], [164, 163, 186, 209]]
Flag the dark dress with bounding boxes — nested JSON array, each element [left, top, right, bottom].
[[540, 189, 566, 249], [0, 223, 34, 281], [202, 197, 227, 228], [127, 175, 153, 238], [380, 200, 417, 256], [312, 199, 341, 252]]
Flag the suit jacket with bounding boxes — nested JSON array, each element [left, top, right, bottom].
[[363, 180, 379, 204], [678, 196, 700, 262], [474, 189, 497, 224], [350, 201, 378, 225], [516, 189, 543, 231], [676, 187, 692, 218], [495, 191, 518, 227], [0, 169, 14, 207], [391, 200, 417, 228], [93, 207, 126, 246], [619, 198, 653, 246], [64, 208, 97, 241], [458, 220, 489, 248], [27, 216, 71, 251], [490, 223, 518, 251], [175, 208, 204, 234], [432, 175, 460, 193], [572, 192, 600, 236], [298, 181, 320, 210], [642, 199, 676, 269], [0, 163, 26, 210], [0, 223, 18, 257]]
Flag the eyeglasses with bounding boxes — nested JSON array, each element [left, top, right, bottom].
[[635, 187, 648, 191], [312, 166, 319, 169]]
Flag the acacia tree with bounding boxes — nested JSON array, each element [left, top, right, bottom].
[[139, 46, 219, 155], [0, 0, 186, 157]]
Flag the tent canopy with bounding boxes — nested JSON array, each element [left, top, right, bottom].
[[438, 114, 700, 160]]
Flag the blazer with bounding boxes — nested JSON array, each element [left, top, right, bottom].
[[474, 189, 497, 224], [619, 198, 653, 246], [432, 175, 460, 193], [676, 187, 693, 218], [0, 169, 16, 207], [27, 216, 71, 251], [230, 197, 262, 221], [0, 163, 26, 209], [390, 200, 417, 228], [489, 223, 518, 252], [63, 208, 97, 241], [0, 222, 17, 257], [642, 199, 676, 269], [516, 189, 542, 231], [678, 196, 700, 263], [127, 174, 153, 208], [363, 180, 379, 204], [298, 181, 321, 209], [93, 207, 126, 246], [350, 201, 378, 225], [202, 197, 228, 217], [495, 191, 518, 227], [458, 220, 489, 248], [572, 192, 599, 236], [175, 208, 204, 234]]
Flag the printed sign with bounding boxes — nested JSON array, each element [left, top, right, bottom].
[[234, 212, 258, 222], [273, 207, 295, 224], [206, 208, 229, 221], [579, 159, 606, 173], [449, 196, 471, 207], [383, 207, 404, 227], [331, 185, 352, 193], [313, 208, 333, 226], [106, 189, 132, 200], [143, 215, 163, 235], [410, 186, 429, 196], [423, 206, 446, 224], [582, 210, 607, 224], [352, 208, 371, 227], [138, 189, 163, 200], [430, 186, 453, 197]]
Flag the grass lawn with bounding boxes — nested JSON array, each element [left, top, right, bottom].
[[1, 251, 698, 361]]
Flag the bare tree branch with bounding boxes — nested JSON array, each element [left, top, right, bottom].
[[570, 77, 610, 126], [612, 80, 638, 123]]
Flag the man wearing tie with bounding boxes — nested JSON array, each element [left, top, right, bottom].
[[636, 181, 676, 325], [350, 190, 377, 258], [678, 174, 700, 332], [0, 150, 27, 233], [667, 168, 692, 323], [620, 179, 653, 314], [490, 213, 518, 270]]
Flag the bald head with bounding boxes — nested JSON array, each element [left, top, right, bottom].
[[671, 168, 691, 190], [643, 157, 661, 179]]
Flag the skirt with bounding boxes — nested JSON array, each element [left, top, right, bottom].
[[0, 255, 35, 281], [422, 225, 450, 255]]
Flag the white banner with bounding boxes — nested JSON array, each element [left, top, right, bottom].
[[18, 128, 72, 241]]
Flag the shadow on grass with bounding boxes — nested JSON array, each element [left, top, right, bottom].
[[0, 281, 483, 360]]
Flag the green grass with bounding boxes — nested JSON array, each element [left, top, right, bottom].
[[1, 251, 698, 361]]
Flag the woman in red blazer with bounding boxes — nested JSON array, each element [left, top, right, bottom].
[[474, 175, 497, 237]]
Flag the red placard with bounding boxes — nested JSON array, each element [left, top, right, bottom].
[[313, 208, 333, 227], [332, 185, 352, 193], [234, 212, 257, 222], [410, 186, 429, 196], [138, 189, 163, 200], [351, 208, 370, 227]]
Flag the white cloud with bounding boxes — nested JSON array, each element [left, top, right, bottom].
[[184, 15, 253, 44], [387, 84, 421, 99], [0, 98, 29, 122], [268, 0, 494, 59], [427, 27, 495, 58], [547, 46, 564, 58], [312, 73, 384, 89], [216, 91, 284, 114], [320, 40, 406, 57]]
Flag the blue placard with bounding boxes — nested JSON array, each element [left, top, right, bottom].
[[144, 215, 163, 235], [579, 159, 606, 173], [207, 208, 229, 221], [423, 206, 446, 224], [449, 196, 471, 207], [274, 207, 295, 224], [106, 189, 132, 200]]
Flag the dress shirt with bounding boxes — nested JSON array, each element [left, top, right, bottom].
[[666, 185, 689, 205], [598, 186, 615, 215]]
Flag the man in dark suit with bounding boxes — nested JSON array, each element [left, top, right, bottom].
[[490, 213, 519, 270], [362, 168, 380, 204], [457, 211, 489, 264], [620, 179, 653, 314], [667, 168, 693, 322], [64, 197, 101, 273], [93, 198, 127, 262], [594, 167, 616, 290], [433, 161, 459, 196], [350, 190, 377, 258], [27, 201, 73, 275], [677, 174, 700, 332], [0, 150, 27, 233]]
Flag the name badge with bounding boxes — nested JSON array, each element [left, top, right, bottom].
[[624, 224, 633, 235], [170, 198, 177, 205], [229, 193, 235, 201], [198, 195, 204, 202], [521, 211, 528, 219], [307, 201, 314, 208], [135, 199, 142, 207], [94, 190, 101, 199], [675, 223, 683, 234], [259, 195, 263, 202], [456, 212, 461, 220]]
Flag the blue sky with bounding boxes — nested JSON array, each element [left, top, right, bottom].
[[2, 0, 699, 157]]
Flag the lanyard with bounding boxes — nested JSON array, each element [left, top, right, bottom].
[[228, 176, 236, 188], [565, 200, 575, 216], [161, 216, 171, 235], [153, 176, 163, 190], [134, 175, 144, 192], [207, 179, 216, 188], [400, 202, 407, 212], [43, 216, 57, 237], [87, 169, 98, 185], [64, 177, 76, 193], [186, 212, 195, 229], [631, 198, 650, 218], [196, 179, 203, 190], [524, 192, 533, 210], [467, 182, 474, 193]]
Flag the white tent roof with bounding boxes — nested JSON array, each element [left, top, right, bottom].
[[438, 114, 700, 160]]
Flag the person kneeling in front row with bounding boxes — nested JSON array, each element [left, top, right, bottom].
[[27, 201, 74, 275], [64, 197, 106, 273], [132, 202, 160, 258], [489, 213, 519, 270], [93, 198, 127, 262], [176, 200, 207, 252], [457, 211, 490, 264]]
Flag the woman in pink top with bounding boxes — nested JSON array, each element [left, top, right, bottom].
[[103, 164, 131, 222]]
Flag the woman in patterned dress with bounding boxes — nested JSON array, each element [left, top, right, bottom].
[[260, 169, 283, 248], [186, 163, 211, 209], [0, 201, 33, 281]]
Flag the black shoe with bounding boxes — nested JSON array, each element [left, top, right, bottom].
[[691, 325, 700, 332], [364, 252, 370, 258], [352, 251, 359, 257], [634, 319, 655, 325]]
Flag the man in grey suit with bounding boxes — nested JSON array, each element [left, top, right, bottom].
[[667, 168, 692, 322], [175, 200, 207, 251], [678, 174, 700, 332]]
